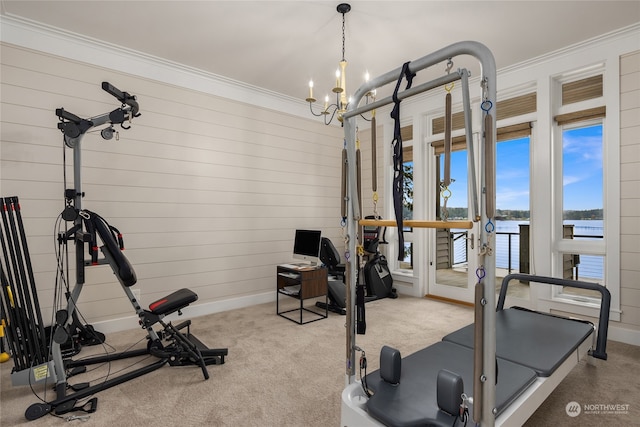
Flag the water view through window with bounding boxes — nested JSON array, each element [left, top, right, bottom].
[[432, 126, 604, 298]]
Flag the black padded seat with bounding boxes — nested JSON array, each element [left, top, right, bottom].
[[365, 341, 537, 427], [148, 288, 198, 316], [443, 307, 594, 377]]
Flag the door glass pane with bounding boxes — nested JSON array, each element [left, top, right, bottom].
[[495, 136, 530, 299], [436, 150, 468, 288]]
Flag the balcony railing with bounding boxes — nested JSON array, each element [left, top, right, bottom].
[[450, 229, 603, 280]]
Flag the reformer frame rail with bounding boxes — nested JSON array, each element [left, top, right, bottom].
[[341, 41, 497, 425]]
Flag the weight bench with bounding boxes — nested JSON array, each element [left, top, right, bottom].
[[341, 274, 610, 426], [25, 211, 228, 421]]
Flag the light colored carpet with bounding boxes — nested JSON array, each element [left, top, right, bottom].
[[1, 295, 638, 426]]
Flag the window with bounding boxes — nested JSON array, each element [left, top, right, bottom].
[[558, 122, 604, 300], [562, 123, 604, 238], [554, 73, 606, 302]]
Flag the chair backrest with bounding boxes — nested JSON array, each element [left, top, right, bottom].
[[319, 237, 341, 268], [363, 215, 381, 254]]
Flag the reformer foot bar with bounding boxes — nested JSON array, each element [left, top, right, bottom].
[[341, 274, 610, 427], [359, 219, 473, 230], [6, 83, 228, 421]]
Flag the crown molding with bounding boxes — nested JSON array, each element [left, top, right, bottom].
[[0, 14, 311, 119], [2, 14, 637, 122], [499, 22, 640, 78]]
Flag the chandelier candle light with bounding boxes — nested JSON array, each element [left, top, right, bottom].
[[306, 3, 375, 125]]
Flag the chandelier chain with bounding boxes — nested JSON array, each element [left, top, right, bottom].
[[342, 11, 346, 61]]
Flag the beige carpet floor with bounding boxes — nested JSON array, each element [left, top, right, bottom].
[[1, 295, 638, 426]]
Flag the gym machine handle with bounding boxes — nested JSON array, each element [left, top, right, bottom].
[[55, 108, 82, 125], [102, 82, 139, 117]]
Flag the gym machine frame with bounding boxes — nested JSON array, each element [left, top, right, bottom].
[[340, 41, 497, 425], [24, 82, 227, 421]]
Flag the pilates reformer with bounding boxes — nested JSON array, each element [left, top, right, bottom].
[[2, 82, 228, 421], [337, 41, 610, 426], [343, 274, 610, 426]]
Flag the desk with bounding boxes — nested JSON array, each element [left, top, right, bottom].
[[276, 265, 328, 324]]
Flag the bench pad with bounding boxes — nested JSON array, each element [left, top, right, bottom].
[[148, 288, 198, 316]]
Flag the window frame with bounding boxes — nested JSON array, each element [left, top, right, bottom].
[[554, 117, 607, 304], [543, 67, 620, 320]]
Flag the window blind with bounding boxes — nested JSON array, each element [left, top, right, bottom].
[[431, 92, 536, 153], [401, 125, 413, 162], [561, 75, 603, 105], [555, 106, 606, 126]]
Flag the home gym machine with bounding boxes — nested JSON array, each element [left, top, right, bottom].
[[14, 82, 228, 421]]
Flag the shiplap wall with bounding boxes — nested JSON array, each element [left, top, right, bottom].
[[0, 43, 344, 329], [619, 50, 640, 334]]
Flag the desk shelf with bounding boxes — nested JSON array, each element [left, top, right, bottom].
[[276, 265, 328, 324]]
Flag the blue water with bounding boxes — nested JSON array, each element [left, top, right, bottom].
[[453, 220, 604, 280]]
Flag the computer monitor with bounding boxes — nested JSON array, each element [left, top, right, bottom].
[[292, 229, 322, 265]]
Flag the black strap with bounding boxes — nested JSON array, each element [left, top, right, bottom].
[[356, 276, 366, 335], [390, 62, 416, 260]]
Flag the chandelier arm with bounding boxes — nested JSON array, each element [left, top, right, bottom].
[[308, 102, 326, 117], [324, 106, 340, 125]]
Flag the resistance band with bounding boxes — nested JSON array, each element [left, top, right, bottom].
[[482, 99, 495, 219], [356, 131, 362, 221], [390, 62, 416, 260], [460, 69, 480, 221], [356, 269, 366, 335], [443, 87, 452, 187], [371, 114, 377, 193], [341, 145, 348, 220]]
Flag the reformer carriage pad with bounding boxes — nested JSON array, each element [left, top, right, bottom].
[[443, 307, 594, 377]]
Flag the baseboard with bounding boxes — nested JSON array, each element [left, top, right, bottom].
[[608, 324, 640, 346], [424, 294, 475, 308], [91, 291, 276, 335]]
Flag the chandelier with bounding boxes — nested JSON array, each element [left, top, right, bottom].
[[306, 3, 375, 125]]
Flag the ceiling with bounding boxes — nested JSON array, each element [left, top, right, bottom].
[[1, 1, 639, 102]]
